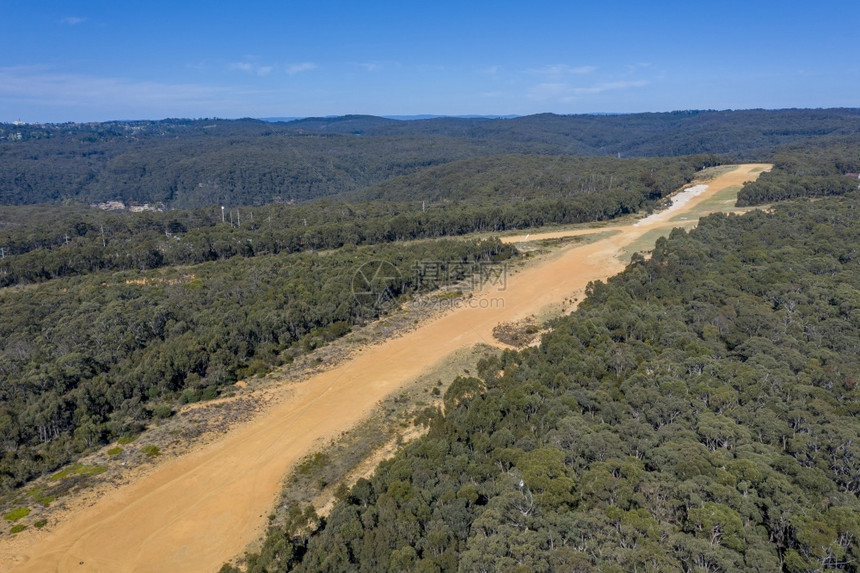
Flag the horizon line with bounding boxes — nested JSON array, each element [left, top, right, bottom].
[[4, 106, 860, 126]]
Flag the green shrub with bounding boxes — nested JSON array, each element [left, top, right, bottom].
[[28, 487, 57, 507], [243, 359, 271, 377], [117, 435, 137, 445], [34, 519, 47, 529], [3, 507, 30, 522], [152, 404, 173, 419], [142, 445, 160, 458], [296, 452, 329, 475], [10, 524, 26, 534], [107, 447, 123, 456], [49, 463, 107, 481], [200, 386, 218, 401], [180, 389, 200, 404]]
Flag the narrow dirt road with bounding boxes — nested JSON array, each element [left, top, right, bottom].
[[4, 164, 770, 572]]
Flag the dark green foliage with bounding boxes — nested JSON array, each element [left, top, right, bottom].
[[346, 154, 714, 203], [737, 172, 858, 205], [1, 119, 495, 206], [0, 155, 708, 287], [0, 238, 513, 492], [252, 192, 860, 571], [737, 137, 860, 205], [356, 109, 860, 159], [3, 109, 860, 207]]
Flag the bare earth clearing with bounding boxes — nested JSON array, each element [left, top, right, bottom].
[[3, 164, 770, 572]]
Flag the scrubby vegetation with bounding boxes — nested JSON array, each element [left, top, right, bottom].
[[48, 464, 107, 482], [0, 237, 512, 492], [142, 445, 160, 458], [243, 192, 860, 572], [737, 136, 860, 205]]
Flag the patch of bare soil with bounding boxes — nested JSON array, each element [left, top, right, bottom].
[[1, 164, 771, 573], [492, 315, 542, 347]]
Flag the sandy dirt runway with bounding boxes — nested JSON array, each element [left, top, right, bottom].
[[3, 164, 770, 572]]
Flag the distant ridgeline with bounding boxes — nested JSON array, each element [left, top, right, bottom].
[[241, 190, 860, 573], [1, 108, 860, 207]]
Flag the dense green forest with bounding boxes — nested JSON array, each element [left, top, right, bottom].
[[0, 238, 513, 492], [0, 155, 711, 287], [2, 109, 859, 207], [737, 136, 860, 205], [335, 110, 860, 158], [241, 192, 860, 572], [344, 154, 715, 203]]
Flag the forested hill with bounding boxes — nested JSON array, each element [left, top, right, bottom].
[[344, 154, 716, 203], [318, 109, 860, 158], [242, 192, 860, 572], [0, 155, 708, 287], [2, 109, 859, 207]]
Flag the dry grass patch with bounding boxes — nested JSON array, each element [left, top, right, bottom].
[[492, 316, 542, 347]]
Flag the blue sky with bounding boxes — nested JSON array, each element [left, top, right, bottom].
[[1, 0, 857, 122]]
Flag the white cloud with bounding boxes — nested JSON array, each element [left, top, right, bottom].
[[528, 83, 568, 100], [60, 16, 87, 26], [0, 66, 250, 120], [359, 62, 384, 72], [528, 79, 648, 102], [528, 64, 597, 76], [626, 62, 652, 74], [286, 62, 317, 75], [417, 64, 445, 72], [570, 80, 648, 97], [228, 62, 274, 76]]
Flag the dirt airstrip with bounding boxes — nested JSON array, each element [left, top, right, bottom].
[[2, 164, 770, 572]]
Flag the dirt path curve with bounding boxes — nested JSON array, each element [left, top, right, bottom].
[[4, 164, 770, 572]]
